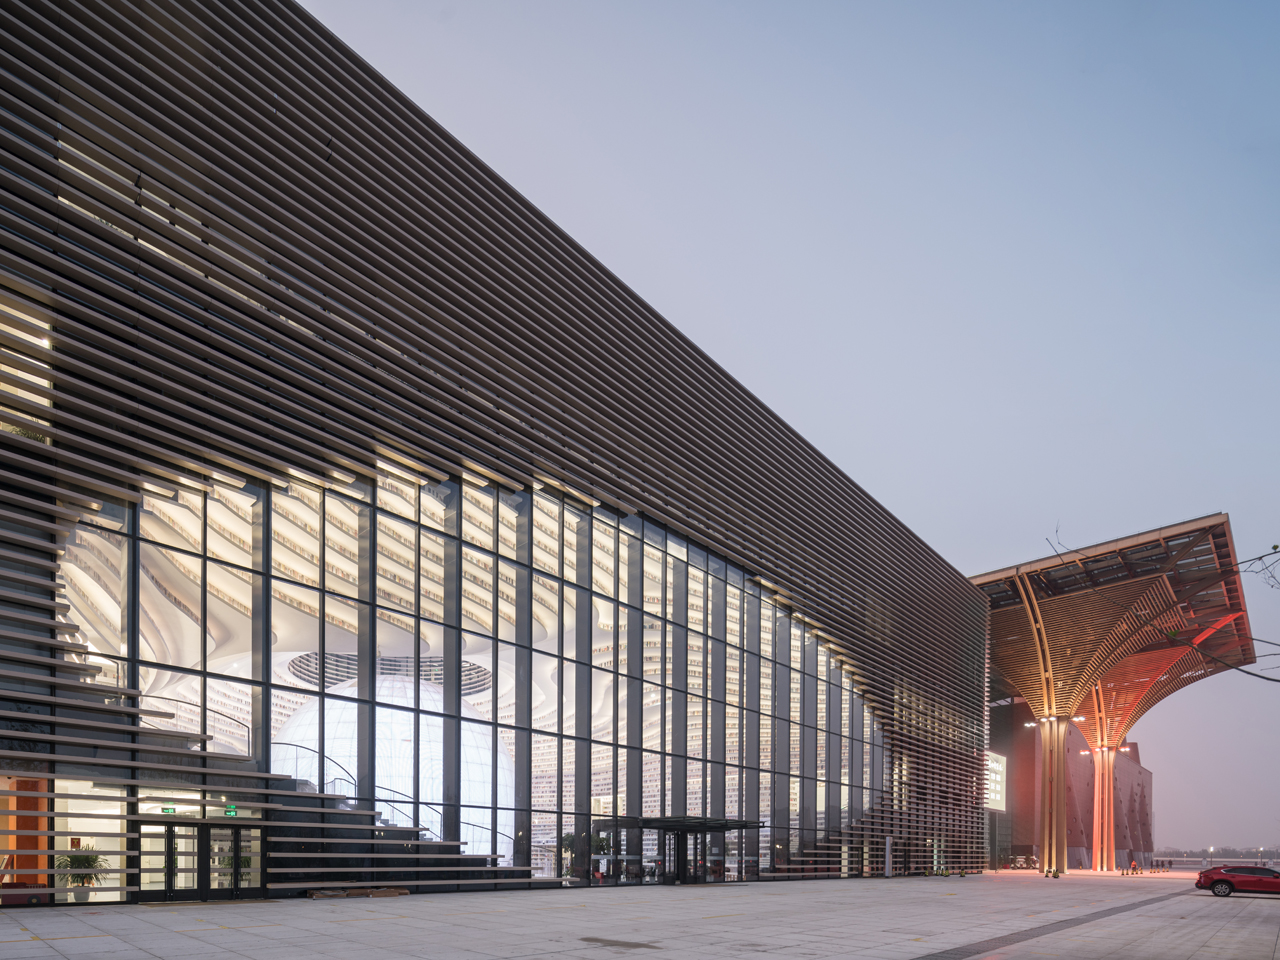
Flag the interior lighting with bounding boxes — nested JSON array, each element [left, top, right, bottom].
[[1023, 722, 1036, 728], [1071, 716, 1086, 722], [1079, 750, 1090, 755]]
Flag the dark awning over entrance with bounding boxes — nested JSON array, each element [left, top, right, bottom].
[[591, 816, 762, 833]]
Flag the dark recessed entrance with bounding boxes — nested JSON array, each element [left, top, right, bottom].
[[591, 817, 761, 886]]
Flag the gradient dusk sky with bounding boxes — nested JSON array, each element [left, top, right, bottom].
[[299, 0, 1280, 850]]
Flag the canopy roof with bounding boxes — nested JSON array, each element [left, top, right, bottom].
[[971, 514, 1254, 747]]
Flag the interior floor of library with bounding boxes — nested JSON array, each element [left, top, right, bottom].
[[1, 872, 1275, 960]]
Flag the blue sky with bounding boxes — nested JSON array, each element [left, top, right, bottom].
[[301, 0, 1280, 849]]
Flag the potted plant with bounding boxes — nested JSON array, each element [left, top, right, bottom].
[[56, 846, 110, 902]]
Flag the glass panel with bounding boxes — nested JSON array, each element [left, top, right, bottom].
[[462, 633, 494, 721], [687, 633, 704, 695], [174, 824, 198, 891], [531, 809, 558, 877], [209, 826, 236, 890], [617, 677, 629, 748], [532, 652, 558, 733], [591, 742, 613, 817], [239, 828, 262, 889], [207, 481, 261, 569], [375, 608, 415, 698], [324, 494, 364, 599], [61, 523, 128, 658], [533, 575, 559, 653], [139, 542, 202, 669], [562, 586, 581, 661], [207, 678, 254, 756], [376, 469, 417, 520], [272, 581, 320, 690], [617, 608, 629, 677], [419, 531, 447, 623], [727, 704, 740, 765], [592, 598, 614, 668], [420, 479, 457, 535], [618, 533, 637, 606], [137, 667, 202, 742], [420, 620, 445, 684], [531, 494, 560, 575], [496, 642, 517, 726], [642, 616, 662, 683], [53, 785, 128, 900], [726, 646, 741, 706], [461, 719, 494, 811], [272, 689, 320, 790], [531, 733, 558, 811], [563, 504, 586, 586], [726, 586, 741, 647], [591, 667, 614, 742], [642, 544, 662, 617], [665, 533, 686, 562], [687, 758, 704, 816], [641, 682, 661, 752], [323, 595, 361, 692], [642, 751, 661, 816], [461, 806, 494, 857], [461, 547, 495, 636], [818, 677, 828, 738], [561, 738, 576, 813], [140, 488, 203, 553], [139, 823, 167, 891], [419, 712, 444, 838], [688, 567, 705, 631], [272, 483, 321, 586], [760, 602, 773, 660], [664, 556, 675, 621], [206, 560, 256, 678], [561, 660, 577, 737], [375, 704, 416, 821], [323, 695, 360, 795], [497, 489, 527, 561], [687, 694, 704, 758], [592, 523, 615, 598], [461, 483, 495, 551], [497, 561, 518, 643], [376, 512, 416, 613]]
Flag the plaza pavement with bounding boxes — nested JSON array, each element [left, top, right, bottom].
[[0, 870, 1275, 960]]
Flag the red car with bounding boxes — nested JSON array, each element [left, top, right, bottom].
[[1196, 865, 1280, 897]]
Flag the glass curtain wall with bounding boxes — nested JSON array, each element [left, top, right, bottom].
[[59, 470, 884, 884]]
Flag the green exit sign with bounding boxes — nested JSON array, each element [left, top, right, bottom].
[[161, 807, 175, 814], [225, 809, 237, 817], [225, 804, 236, 809]]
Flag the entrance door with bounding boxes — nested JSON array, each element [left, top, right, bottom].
[[208, 826, 263, 900], [139, 824, 263, 902], [677, 833, 705, 884]]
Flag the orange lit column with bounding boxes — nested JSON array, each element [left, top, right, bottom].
[[1039, 717, 1068, 874], [1091, 748, 1115, 871]]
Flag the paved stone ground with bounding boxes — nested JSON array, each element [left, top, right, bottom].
[[0, 871, 1275, 960]]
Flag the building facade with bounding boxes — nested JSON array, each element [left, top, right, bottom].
[[0, 0, 987, 902]]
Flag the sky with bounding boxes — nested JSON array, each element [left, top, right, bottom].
[[299, 0, 1280, 851]]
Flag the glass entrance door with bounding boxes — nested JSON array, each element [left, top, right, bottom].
[[139, 824, 263, 902], [207, 826, 262, 900]]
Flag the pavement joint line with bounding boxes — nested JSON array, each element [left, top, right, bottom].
[[910, 889, 1194, 959]]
